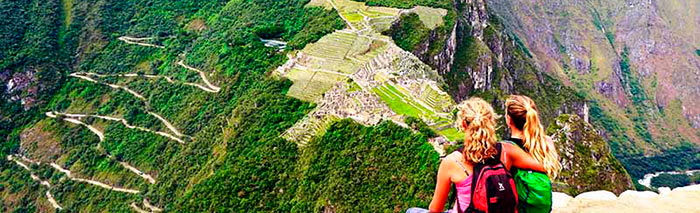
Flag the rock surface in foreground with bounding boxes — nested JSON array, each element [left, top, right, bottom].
[[553, 185, 700, 213]]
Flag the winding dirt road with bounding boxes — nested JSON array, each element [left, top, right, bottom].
[[47, 111, 185, 144], [177, 60, 221, 92], [67, 73, 191, 140], [50, 163, 140, 194], [7, 155, 63, 210], [118, 36, 165, 49], [74, 72, 219, 93], [45, 111, 160, 183], [70, 73, 146, 100]]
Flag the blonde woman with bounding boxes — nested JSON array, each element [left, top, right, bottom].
[[407, 97, 545, 213], [504, 95, 562, 213]]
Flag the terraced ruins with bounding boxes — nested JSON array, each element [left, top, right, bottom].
[[278, 0, 460, 145]]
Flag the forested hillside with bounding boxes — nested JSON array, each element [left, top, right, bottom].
[[0, 0, 448, 211]]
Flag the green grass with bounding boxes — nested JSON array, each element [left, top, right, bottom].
[[342, 12, 364, 23], [285, 68, 347, 102], [61, 0, 73, 27], [412, 6, 447, 30], [438, 127, 463, 142], [373, 83, 430, 119], [347, 81, 362, 92]]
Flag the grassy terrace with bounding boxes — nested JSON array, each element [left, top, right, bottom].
[[301, 31, 359, 73], [285, 68, 348, 102], [373, 82, 463, 141], [373, 83, 432, 119], [412, 6, 447, 30]]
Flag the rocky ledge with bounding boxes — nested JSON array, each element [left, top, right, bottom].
[[553, 185, 700, 213]]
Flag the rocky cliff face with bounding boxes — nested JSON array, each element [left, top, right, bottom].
[[549, 114, 633, 195], [485, 0, 700, 166], [394, 0, 589, 128], [390, 0, 700, 180], [1, 69, 40, 110]]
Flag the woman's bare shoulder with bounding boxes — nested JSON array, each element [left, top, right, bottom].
[[442, 151, 461, 163]]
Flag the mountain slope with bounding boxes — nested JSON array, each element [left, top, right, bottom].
[[484, 0, 700, 178], [387, 0, 699, 181]]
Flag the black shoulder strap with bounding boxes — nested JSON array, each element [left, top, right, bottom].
[[496, 142, 503, 162], [466, 162, 483, 213]]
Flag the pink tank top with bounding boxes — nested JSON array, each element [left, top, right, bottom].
[[451, 157, 473, 212]]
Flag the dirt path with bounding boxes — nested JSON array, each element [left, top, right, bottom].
[[70, 73, 147, 100], [143, 199, 163, 212], [109, 154, 156, 184], [327, 0, 356, 31], [45, 191, 63, 211], [50, 163, 140, 194], [75, 72, 219, 93], [47, 111, 186, 144], [130, 199, 163, 213], [131, 203, 151, 213], [118, 36, 165, 49], [176, 60, 221, 92], [147, 111, 184, 138], [45, 112, 161, 183], [7, 155, 64, 210]]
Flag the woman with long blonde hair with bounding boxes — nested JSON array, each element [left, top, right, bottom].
[[407, 97, 545, 213], [504, 95, 562, 212]]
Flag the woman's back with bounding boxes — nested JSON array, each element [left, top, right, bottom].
[[446, 152, 473, 212]]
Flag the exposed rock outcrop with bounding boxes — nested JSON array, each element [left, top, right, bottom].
[[421, 0, 588, 128], [2, 69, 40, 110], [553, 185, 700, 213], [549, 114, 634, 195], [485, 0, 700, 162]]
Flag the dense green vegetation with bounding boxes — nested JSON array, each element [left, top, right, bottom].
[[619, 47, 653, 144], [0, 0, 450, 211], [650, 173, 694, 189], [620, 142, 700, 179], [385, 13, 431, 52], [292, 120, 440, 212], [548, 114, 633, 195]]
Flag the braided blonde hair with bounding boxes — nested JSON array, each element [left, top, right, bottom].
[[505, 95, 561, 179], [455, 97, 500, 163]]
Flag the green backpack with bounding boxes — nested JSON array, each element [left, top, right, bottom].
[[503, 139, 553, 213]]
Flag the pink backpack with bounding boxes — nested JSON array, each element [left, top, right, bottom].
[[457, 143, 519, 213]]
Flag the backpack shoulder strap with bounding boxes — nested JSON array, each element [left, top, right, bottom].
[[466, 161, 484, 213], [496, 142, 504, 165]]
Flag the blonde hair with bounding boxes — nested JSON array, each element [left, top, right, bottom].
[[455, 97, 500, 163], [505, 95, 561, 179]]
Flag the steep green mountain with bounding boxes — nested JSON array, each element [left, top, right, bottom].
[[484, 0, 700, 178], [548, 114, 632, 195]]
